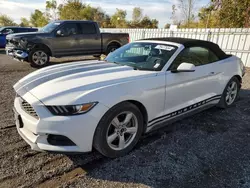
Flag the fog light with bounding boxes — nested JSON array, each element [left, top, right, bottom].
[[47, 134, 76, 146]]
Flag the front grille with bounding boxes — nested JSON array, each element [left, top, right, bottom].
[[21, 99, 39, 119]]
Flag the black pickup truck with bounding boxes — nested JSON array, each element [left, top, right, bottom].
[[5, 20, 129, 67]]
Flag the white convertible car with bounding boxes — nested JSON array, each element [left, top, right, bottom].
[[13, 38, 245, 158]]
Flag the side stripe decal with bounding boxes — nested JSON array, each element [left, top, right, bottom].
[[148, 95, 221, 127]]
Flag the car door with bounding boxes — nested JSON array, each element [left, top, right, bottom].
[[51, 23, 82, 56], [78, 23, 101, 54], [163, 46, 221, 117], [0, 28, 18, 47]]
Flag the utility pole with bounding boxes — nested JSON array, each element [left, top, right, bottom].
[[187, 0, 192, 27]]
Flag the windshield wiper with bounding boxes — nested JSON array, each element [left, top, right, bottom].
[[104, 60, 123, 66]]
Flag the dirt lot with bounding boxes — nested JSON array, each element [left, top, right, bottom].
[[0, 49, 250, 188]]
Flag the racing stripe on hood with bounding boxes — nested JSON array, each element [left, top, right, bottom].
[[14, 61, 118, 91], [14, 61, 134, 97]]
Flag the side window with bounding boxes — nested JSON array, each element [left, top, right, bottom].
[[2, 28, 15, 34], [169, 48, 202, 70], [169, 46, 219, 70], [59, 23, 79, 36], [189, 47, 219, 64], [80, 23, 96, 34], [18, 28, 27, 33]]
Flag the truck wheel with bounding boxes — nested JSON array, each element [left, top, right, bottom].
[[105, 44, 120, 55], [28, 48, 50, 68], [93, 102, 144, 158]]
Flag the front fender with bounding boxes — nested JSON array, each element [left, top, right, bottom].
[[73, 75, 166, 123]]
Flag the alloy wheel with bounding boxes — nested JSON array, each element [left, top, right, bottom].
[[225, 81, 238, 105], [32, 51, 48, 65], [106, 111, 138, 151]]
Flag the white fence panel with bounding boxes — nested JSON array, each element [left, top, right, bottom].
[[101, 28, 250, 67]]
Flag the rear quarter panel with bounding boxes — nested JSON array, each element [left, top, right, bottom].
[[217, 55, 243, 93], [101, 33, 129, 52]]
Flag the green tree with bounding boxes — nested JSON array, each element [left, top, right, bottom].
[[58, 0, 86, 20], [132, 7, 143, 23], [110, 9, 128, 28], [92, 8, 112, 28], [58, 1, 111, 28], [198, 7, 220, 28], [128, 7, 159, 28], [197, 0, 250, 28], [216, 0, 250, 27], [19, 17, 30, 27], [30, 9, 49, 27], [46, 0, 57, 20], [164, 23, 171, 29], [140, 16, 158, 28], [0, 14, 16, 26], [151, 19, 159, 28]]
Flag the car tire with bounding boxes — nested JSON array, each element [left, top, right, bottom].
[[218, 77, 240, 109], [93, 102, 144, 158], [105, 45, 120, 55], [28, 48, 50, 68]]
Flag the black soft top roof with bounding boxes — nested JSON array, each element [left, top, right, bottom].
[[142, 37, 227, 60]]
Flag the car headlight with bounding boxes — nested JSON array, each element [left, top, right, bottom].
[[47, 102, 98, 116]]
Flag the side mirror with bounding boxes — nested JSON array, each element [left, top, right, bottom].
[[171, 62, 195, 73], [56, 30, 63, 37]]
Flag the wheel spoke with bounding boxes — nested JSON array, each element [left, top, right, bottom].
[[231, 90, 237, 95], [107, 133, 118, 144], [118, 134, 125, 149], [229, 96, 234, 103], [123, 113, 133, 124], [112, 117, 120, 128], [230, 82, 236, 90], [125, 127, 137, 134]]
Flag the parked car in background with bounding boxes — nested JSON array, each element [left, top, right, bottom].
[[5, 20, 129, 67], [0, 26, 38, 48], [13, 38, 245, 158]]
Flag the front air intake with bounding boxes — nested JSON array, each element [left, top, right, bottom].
[[21, 98, 39, 119]]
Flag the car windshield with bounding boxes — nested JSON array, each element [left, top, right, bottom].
[[105, 42, 178, 71], [40, 22, 61, 33]]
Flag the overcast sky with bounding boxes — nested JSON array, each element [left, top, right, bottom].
[[0, 0, 210, 28]]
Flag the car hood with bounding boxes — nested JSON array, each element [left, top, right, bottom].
[[14, 61, 157, 105], [6, 32, 48, 39]]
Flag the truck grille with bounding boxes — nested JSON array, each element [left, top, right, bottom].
[[21, 99, 39, 119]]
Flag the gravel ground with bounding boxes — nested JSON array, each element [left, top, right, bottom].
[[0, 49, 250, 188]]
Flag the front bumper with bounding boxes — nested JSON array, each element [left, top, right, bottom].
[[6, 46, 28, 60], [14, 92, 109, 153]]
